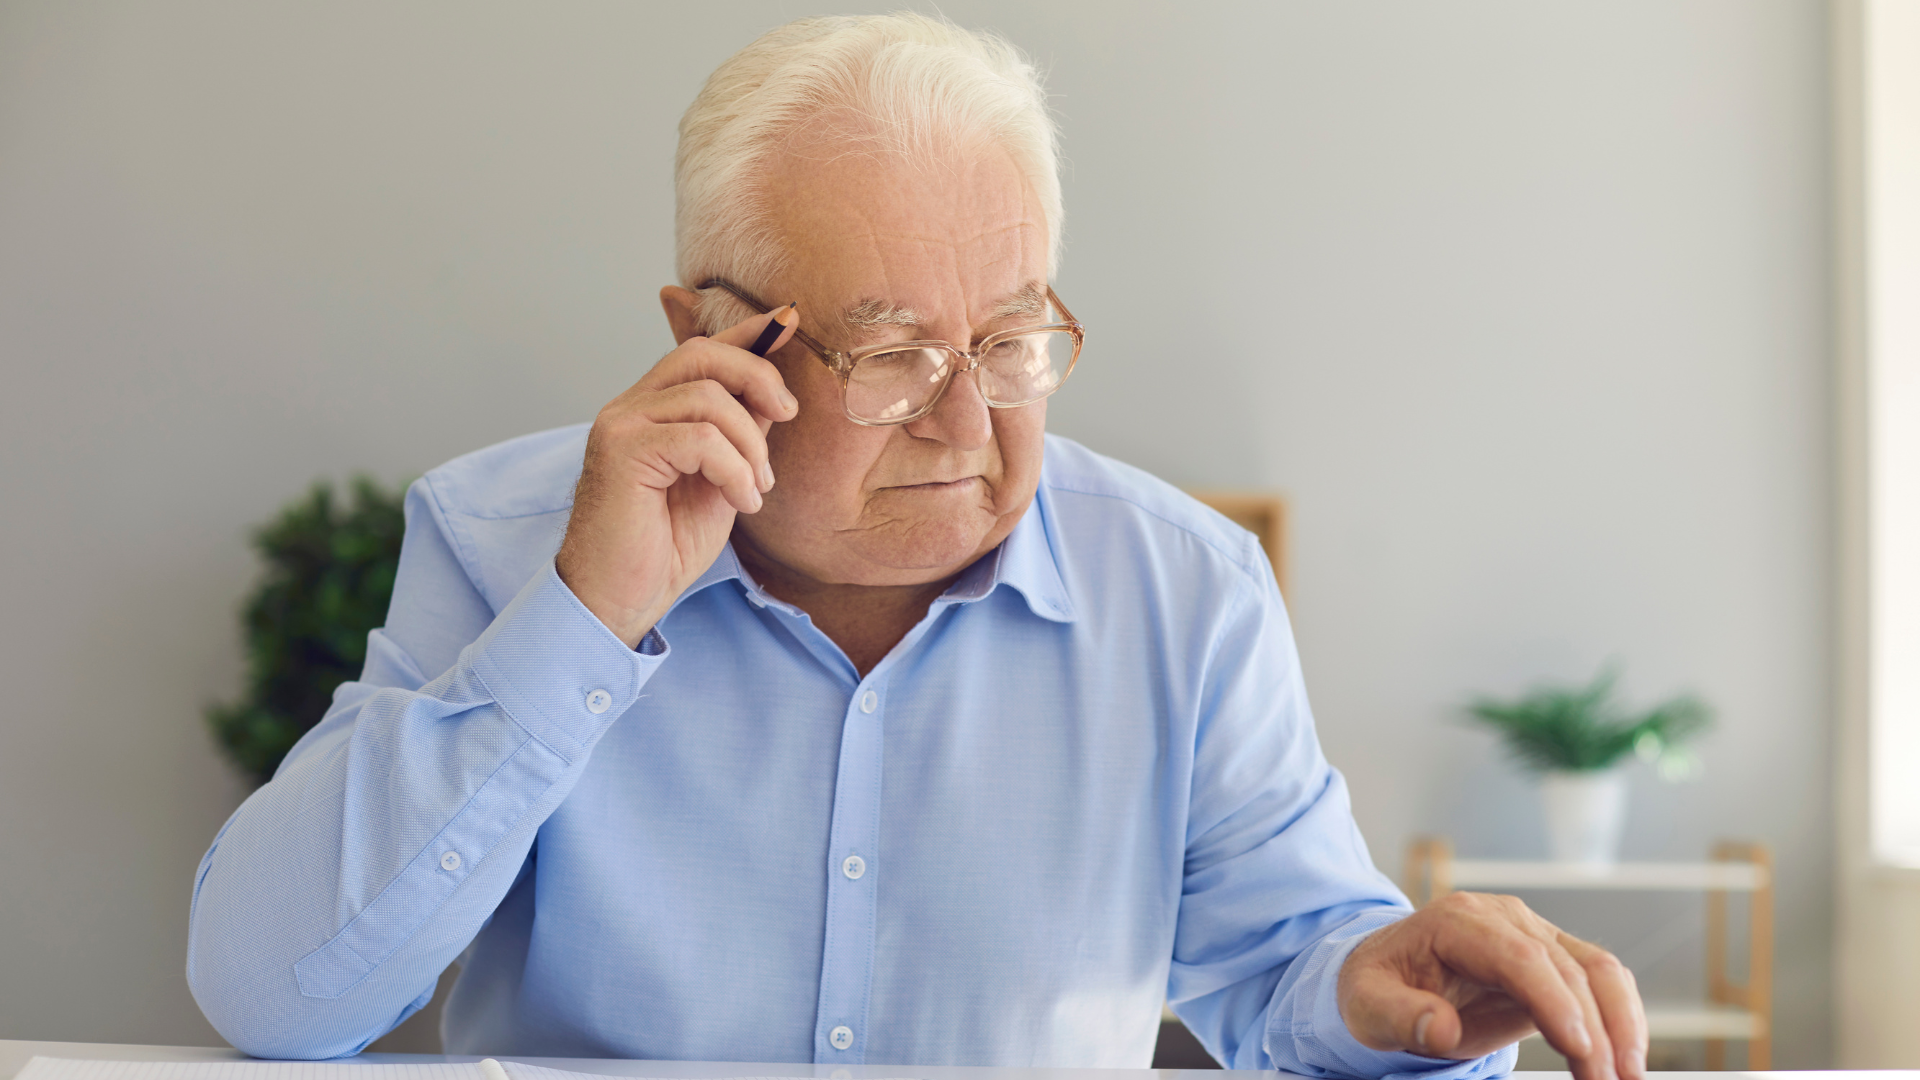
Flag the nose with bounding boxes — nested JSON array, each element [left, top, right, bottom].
[[905, 361, 993, 450]]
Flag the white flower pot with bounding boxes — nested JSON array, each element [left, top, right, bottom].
[[1538, 769, 1629, 865]]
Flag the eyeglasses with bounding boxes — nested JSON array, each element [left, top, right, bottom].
[[697, 279, 1085, 427]]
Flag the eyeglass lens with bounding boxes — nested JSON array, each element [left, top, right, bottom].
[[845, 330, 1076, 423]]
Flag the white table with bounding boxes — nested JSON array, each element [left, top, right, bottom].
[[0, 1041, 1261, 1080], [4, 1039, 1871, 1080]]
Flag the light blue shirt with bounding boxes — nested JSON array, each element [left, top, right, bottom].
[[187, 426, 1516, 1079]]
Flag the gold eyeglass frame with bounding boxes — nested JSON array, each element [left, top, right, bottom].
[[697, 278, 1085, 427]]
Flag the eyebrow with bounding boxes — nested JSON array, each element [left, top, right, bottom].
[[842, 297, 926, 331], [835, 282, 1049, 339], [986, 282, 1048, 322]]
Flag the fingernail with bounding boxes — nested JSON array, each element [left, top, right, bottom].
[[757, 461, 775, 491], [781, 388, 798, 411], [1413, 1012, 1433, 1052], [749, 488, 762, 512]]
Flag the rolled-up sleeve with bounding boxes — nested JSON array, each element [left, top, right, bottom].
[[186, 478, 666, 1059]]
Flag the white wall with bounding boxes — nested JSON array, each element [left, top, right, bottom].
[[0, 1, 1833, 1065]]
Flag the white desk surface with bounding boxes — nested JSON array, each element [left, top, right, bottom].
[[10, 1040, 1908, 1080], [0, 1041, 1261, 1080]]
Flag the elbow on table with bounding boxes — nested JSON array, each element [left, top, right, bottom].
[[198, 999, 381, 1061], [187, 955, 382, 1061]]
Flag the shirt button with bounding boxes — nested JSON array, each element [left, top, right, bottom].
[[860, 690, 877, 714], [585, 689, 612, 714], [440, 851, 462, 871], [829, 1026, 854, 1050], [842, 854, 866, 880]]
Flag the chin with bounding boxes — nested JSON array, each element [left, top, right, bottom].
[[846, 517, 995, 577]]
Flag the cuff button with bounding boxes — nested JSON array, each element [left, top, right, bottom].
[[440, 851, 462, 871]]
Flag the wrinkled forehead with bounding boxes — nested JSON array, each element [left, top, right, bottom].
[[761, 137, 1048, 335]]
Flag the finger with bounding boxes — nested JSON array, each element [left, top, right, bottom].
[[1343, 966, 1466, 1057], [1543, 936, 1615, 1080], [1432, 917, 1593, 1062], [1563, 934, 1647, 1080], [640, 331, 799, 422], [698, 305, 802, 410], [649, 421, 762, 514], [707, 300, 798, 351], [743, 303, 800, 358], [637, 380, 774, 492]]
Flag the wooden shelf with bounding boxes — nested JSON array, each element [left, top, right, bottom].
[[1644, 1004, 1765, 1040], [1405, 837, 1774, 1069], [1446, 859, 1768, 892]]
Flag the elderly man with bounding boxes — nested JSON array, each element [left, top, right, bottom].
[[188, 14, 1645, 1079]]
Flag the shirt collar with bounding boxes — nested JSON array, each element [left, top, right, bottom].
[[667, 491, 1076, 624], [952, 488, 1077, 622]]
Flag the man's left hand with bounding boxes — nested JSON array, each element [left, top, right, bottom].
[[1337, 891, 1647, 1080]]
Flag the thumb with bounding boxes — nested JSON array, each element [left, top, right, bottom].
[[1345, 970, 1464, 1058]]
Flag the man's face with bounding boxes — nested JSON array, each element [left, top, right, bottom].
[[731, 139, 1051, 588]]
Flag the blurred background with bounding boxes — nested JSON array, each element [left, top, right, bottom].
[[2, 0, 1909, 1070]]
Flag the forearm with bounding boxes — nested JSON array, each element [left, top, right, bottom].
[[186, 562, 663, 1058]]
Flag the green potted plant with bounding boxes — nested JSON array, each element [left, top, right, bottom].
[[1466, 668, 1711, 865], [207, 477, 406, 785]]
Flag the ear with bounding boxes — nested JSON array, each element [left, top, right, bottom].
[[660, 285, 704, 345]]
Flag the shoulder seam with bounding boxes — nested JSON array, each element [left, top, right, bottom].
[[446, 500, 576, 523], [422, 423, 588, 521], [418, 474, 483, 600], [1043, 479, 1270, 587]]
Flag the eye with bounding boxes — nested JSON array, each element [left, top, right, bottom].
[[984, 335, 1041, 363], [858, 350, 924, 374]]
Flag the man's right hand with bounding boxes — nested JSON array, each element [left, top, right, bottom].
[[556, 305, 799, 648]]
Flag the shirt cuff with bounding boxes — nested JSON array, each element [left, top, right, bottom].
[[1281, 910, 1521, 1080], [466, 559, 671, 763]]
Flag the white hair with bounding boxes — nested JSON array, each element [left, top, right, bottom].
[[674, 12, 1063, 332]]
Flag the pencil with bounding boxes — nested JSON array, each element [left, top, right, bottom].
[[748, 303, 799, 358]]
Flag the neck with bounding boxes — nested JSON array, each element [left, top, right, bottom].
[[731, 535, 964, 678]]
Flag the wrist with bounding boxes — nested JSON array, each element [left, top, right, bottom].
[[554, 551, 664, 649]]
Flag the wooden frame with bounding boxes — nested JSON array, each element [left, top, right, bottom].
[[1704, 840, 1774, 1069]]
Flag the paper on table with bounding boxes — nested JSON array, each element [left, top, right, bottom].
[[13, 1059, 923, 1080]]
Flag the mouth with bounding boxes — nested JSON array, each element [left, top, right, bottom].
[[892, 476, 982, 493]]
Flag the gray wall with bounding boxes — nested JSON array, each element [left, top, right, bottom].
[[0, 0, 1833, 1066]]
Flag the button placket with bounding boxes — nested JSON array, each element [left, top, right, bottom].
[[811, 681, 886, 1062]]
